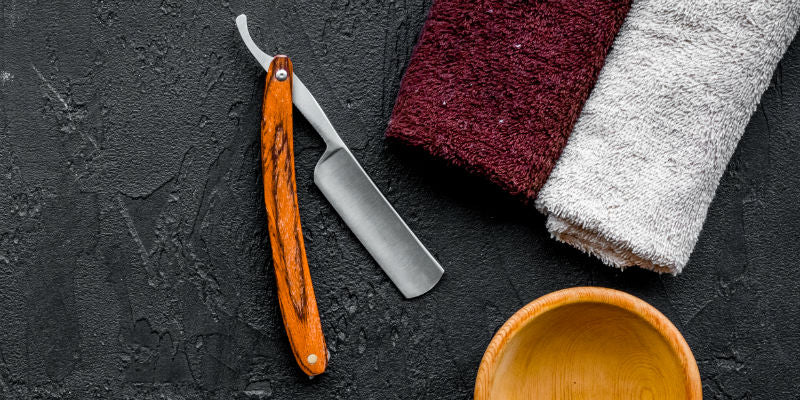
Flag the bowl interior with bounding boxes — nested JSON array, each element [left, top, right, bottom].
[[489, 302, 689, 399]]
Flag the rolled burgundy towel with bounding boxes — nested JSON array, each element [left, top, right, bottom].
[[386, 0, 632, 200]]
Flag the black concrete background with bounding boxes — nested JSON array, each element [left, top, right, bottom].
[[1, 0, 798, 398]]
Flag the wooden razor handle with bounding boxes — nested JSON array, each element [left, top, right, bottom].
[[260, 55, 327, 376]]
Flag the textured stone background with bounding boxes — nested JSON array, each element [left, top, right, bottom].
[[1, 0, 798, 399]]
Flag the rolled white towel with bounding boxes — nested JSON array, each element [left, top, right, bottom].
[[536, 0, 800, 274]]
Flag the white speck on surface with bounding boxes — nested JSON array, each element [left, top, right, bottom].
[[513, 43, 522, 49], [0, 71, 12, 85]]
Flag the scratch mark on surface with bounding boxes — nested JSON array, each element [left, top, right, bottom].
[[3, 0, 19, 28], [243, 390, 272, 397], [683, 297, 717, 328], [117, 194, 159, 287], [32, 65, 69, 110], [0, 345, 9, 392], [32, 65, 98, 150], [499, 262, 525, 307]]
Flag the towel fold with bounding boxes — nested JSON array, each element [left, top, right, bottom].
[[386, 0, 631, 200], [536, 0, 800, 274]]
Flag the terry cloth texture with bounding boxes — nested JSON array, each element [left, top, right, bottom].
[[536, 0, 800, 274], [386, 0, 632, 201]]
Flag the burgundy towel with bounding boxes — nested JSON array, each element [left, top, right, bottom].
[[386, 0, 631, 200]]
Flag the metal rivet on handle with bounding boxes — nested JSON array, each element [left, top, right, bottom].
[[307, 354, 318, 364], [275, 69, 288, 81]]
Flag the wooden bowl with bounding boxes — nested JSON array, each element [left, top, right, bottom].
[[475, 287, 701, 399]]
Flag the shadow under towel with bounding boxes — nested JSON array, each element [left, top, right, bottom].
[[536, 0, 800, 274], [386, 0, 632, 201]]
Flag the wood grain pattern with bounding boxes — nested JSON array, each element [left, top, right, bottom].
[[261, 55, 327, 376], [474, 287, 701, 399]]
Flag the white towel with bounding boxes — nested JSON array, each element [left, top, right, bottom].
[[536, 0, 800, 274]]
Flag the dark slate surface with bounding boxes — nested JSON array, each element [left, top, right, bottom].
[[1, 1, 798, 398]]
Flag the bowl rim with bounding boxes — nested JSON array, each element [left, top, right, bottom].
[[474, 286, 702, 399]]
